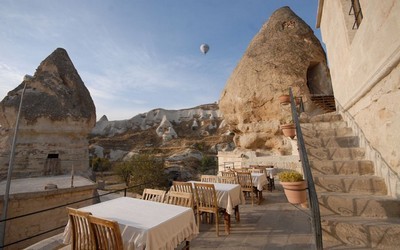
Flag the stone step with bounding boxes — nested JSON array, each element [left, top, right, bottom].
[[309, 160, 374, 175], [301, 120, 348, 131], [318, 193, 400, 218], [307, 147, 365, 160], [305, 135, 359, 148], [321, 216, 400, 249], [308, 112, 343, 123], [313, 175, 387, 195], [302, 127, 353, 138]]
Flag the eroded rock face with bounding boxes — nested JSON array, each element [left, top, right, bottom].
[[0, 48, 96, 179], [219, 6, 331, 154]]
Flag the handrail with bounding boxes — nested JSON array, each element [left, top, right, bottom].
[[0, 182, 150, 248], [289, 88, 323, 250]]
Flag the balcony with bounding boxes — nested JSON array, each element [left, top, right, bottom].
[[23, 185, 314, 249]]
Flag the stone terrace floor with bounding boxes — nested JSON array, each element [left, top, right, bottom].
[[26, 184, 315, 250], [189, 186, 314, 250]]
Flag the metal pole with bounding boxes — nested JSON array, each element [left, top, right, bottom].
[[0, 75, 32, 248]]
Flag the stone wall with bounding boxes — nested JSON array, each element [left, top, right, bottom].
[[318, 1, 400, 177], [0, 178, 98, 249]]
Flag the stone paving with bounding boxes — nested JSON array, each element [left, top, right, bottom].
[[189, 185, 314, 250], [25, 184, 315, 250]]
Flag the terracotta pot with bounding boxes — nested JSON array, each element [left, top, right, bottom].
[[278, 95, 290, 104], [295, 97, 302, 105], [280, 124, 296, 139], [280, 180, 307, 204]]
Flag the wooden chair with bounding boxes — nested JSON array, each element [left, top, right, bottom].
[[67, 207, 97, 250], [236, 171, 256, 206], [165, 191, 193, 208], [172, 181, 197, 215], [220, 171, 236, 178], [218, 176, 238, 184], [172, 181, 194, 196], [249, 168, 264, 174], [88, 215, 123, 250], [200, 175, 218, 183], [193, 183, 220, 236], [141, 188, 166, 202]]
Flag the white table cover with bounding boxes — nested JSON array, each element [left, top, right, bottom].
[[189, 181, 244, 215], [63, 197, 198, 250], [251, 173, 268, 191]]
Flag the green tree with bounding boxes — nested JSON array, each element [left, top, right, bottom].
[[200, 155, 217, 174], [114, 161, 133, 186], [90, 157, 111, 179], [114, 154, 169, 194]]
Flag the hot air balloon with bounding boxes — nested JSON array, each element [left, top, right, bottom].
[[200, 43, 209, 55]]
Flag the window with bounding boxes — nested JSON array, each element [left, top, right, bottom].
[[349, 0, 363, 29]]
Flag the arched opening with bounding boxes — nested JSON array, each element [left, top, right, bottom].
[[306, 62, 336, 112]]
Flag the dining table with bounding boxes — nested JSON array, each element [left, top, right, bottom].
[[63, 197, 198, 250], [189, 181, 244, 234], [251, 172, 268, 204]]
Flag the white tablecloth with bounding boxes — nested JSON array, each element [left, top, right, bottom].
[[251, 173, 268, 191], [265, 167, 276, 178], [63, 197, 198, 250], [189, 181, 244, 215]]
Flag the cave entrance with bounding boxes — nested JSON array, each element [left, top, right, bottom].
[[44, 153, 61, 175], [306, 62, 336, 112]]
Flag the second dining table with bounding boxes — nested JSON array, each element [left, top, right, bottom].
[[188, 181, 244, 234]]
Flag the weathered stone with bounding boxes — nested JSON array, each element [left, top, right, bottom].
[[219, 6, 331, 153], [0, 48, 96, 179]]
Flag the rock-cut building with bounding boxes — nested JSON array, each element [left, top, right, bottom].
[[0, 48, 97, 180]]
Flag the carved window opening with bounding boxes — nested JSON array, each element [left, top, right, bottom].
[[44, 153, 61, 175], [349, 0, 363, 29]]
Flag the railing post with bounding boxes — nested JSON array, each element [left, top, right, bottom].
[[0, 76, 32, 248]]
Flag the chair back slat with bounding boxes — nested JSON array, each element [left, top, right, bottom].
[[165, 191, 193, 208], [218, 176, 238, 184], [194, 183, 218, 211], [142, 188, 166, 203], [236, 171, 255, 205], [88, 215, 124, 250], [220, 171, 236, 178], [67, 207, 97, 250], [249, 168, 264, 174], [236, 171, 253, 189], [200, 175, 218, 183]]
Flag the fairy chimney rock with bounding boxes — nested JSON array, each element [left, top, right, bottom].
[[0, 48, 96, 179], [219, 6, 331, 154]]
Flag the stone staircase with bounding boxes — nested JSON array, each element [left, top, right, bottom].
[[300, 112, 400, 249], [310, 95, 336, 113]]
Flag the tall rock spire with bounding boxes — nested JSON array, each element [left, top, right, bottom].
[[219, 6, 331, 153]]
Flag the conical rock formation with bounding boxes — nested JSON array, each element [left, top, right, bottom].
[[0, 48, 96, 179], [219, 6, 331, 153]]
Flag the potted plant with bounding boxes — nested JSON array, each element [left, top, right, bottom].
[[280, 117, 296, 139], [278, 94, 290, 104], [278, 171, 307, 204], [279, 94, 302, 106]]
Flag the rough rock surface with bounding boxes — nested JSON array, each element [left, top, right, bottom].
[[219, 6, 331, 154], [0, 48, 96, 179], [89, 103, 234, 180]]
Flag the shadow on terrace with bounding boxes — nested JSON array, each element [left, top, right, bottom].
[[18, 183, 314, 250]]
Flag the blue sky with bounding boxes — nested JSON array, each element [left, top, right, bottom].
[[0, 0, 321, 121]]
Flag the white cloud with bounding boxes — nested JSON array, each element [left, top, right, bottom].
[[0, 62, 24, 99]]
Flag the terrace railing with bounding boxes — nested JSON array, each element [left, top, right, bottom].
[[289, 88, 323, 250], [0, 182, 149, 249]]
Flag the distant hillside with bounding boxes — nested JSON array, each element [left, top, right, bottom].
[[88, 103, 235, 180]]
